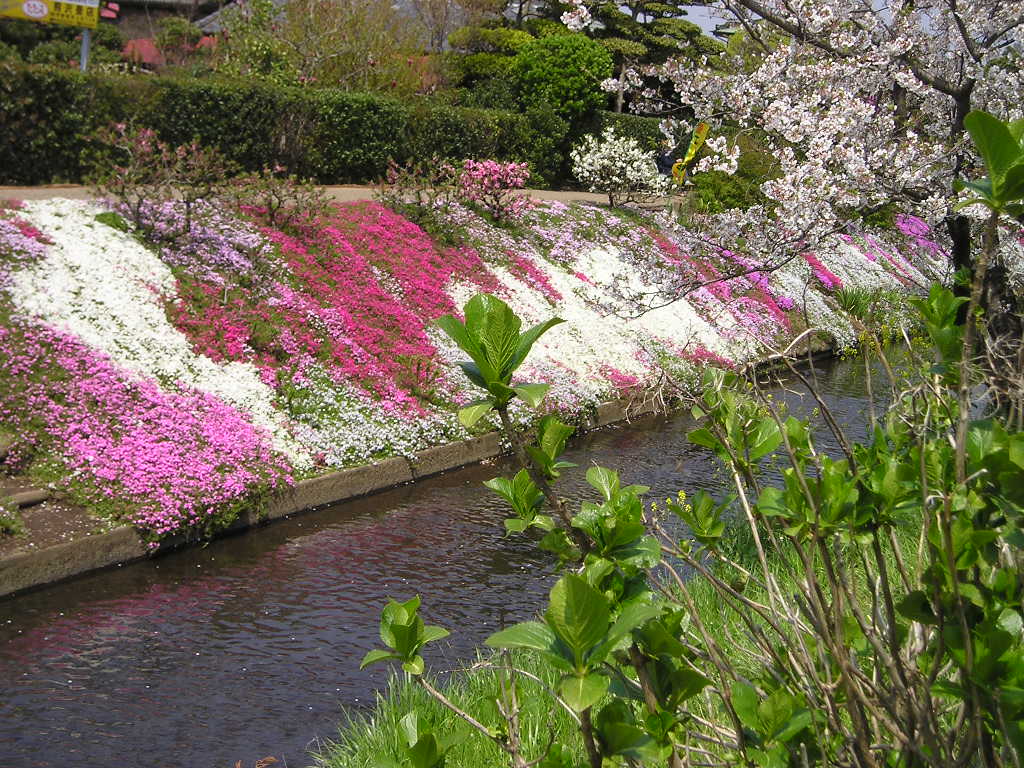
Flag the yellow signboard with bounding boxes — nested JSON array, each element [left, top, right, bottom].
[[1, 0, 99, 29]]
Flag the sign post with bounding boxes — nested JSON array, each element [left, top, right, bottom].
[[79, 26, 90, 71], [1, 0, 100, 69]]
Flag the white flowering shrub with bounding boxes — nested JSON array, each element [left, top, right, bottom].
[[570, 128, 670, 207]]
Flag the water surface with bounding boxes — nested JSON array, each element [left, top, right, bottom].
[[0, 356, 885, 768]]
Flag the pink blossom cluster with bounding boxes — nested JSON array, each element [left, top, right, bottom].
[[674, 343, 737, 370], [167, 202, 501, 412], [329, 202, 501, 319], [894, 214, 949, 269], [802, 252, 844, 292], [600, 365, 640, 391], [457, 160, 535, 221], [651, 232, 793, 343], [0, 317, 292, 540], [0, 211, 50, 288], [510, 253, 563, 304]]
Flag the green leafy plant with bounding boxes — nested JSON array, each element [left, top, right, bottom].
[[435, 293, 563, 428], [511, 35, 613, 122], [360, 596, 449, 676], [359, 282, 1024, 768], [0, 496, 25, 537]]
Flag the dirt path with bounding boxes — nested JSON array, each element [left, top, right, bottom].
[[0, 184, 613, 204]]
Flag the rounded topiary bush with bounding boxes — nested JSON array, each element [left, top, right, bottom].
[[511, 34, 613, 122]]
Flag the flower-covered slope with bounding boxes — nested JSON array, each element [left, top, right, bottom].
[[0, 196, 954, 540]]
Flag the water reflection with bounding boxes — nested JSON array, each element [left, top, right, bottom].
[[0, 356, 887, 768]]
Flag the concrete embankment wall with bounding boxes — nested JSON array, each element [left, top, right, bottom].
[[0, 396, 653, 598]]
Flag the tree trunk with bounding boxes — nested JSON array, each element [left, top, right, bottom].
[[615, 59, 626, 113], [948, 214, 972, 324]]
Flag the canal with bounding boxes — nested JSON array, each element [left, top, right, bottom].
[[0, 354, 886, 768]]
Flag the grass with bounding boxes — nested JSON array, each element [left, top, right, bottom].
[[0, 496, 25, 537], [313, 350, 926, 767], [312, 652, 583, 767], [312, 501, 923, 768]]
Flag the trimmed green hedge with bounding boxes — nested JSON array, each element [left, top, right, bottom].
[[592, 111, 663, 153], [0, 63, 591, 186]]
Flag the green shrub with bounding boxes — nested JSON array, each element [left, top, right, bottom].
[[511, 34, 613, 121], [447, 26, 534, 54], [0, 498, 24, 537], [0, 64, 579, 185], [451, 51, 513, 82], [451, 77, 521, 111], [522, 104, 570, 188], [687, 130, 779, 213], [592, 111, 663, 153], [0, 64, 126, 184], [0, 40, 21, 63], [307, 91, 410, 180]]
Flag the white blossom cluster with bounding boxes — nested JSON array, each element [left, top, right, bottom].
[[286, 369, 466, 466], [9, 200, 311, 467], [571, 128, 671, 205], [560, 0, 592, 31], [692, 136, 741, 176], [592, 0, 1024, 283]]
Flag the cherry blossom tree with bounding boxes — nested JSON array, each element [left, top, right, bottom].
[[568, 0, 1024, 372]]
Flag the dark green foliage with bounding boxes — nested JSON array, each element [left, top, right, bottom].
[[689, 170, 765, 213], [303, 90, 411, 181], [0, 499, 25, 537], [0, 40, 20, 62], [403, 103, 527, 167], [450, 76, 521, 111], [689, 130, 779, 213], [0, 64, 584, 186], [0, 64, 131, 184], [592, 111, 663, 153], [0, 18, 123, 64], [522, 104, 571, 188]]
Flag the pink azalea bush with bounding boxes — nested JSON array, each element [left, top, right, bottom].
[[456, 160, 534, 221]]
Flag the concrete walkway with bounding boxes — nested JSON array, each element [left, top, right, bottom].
[[0, 184, 613, 204]]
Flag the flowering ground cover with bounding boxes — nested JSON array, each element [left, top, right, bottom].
[[0, 195, 960, 541]]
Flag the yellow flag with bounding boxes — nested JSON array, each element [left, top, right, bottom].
[[682, 122, 710, 167]]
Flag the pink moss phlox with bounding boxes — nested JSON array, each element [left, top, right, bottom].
[[894, 214, 948, 263], [802, 252, 843, 292], [266, 222, 436, 406], [509, 253, 562, 303], [0, 320, 292, 538], [862, 234, 917, 285], [329, 202, 501, 318], [574, 271, 594, 285], [600, 365, 640, 391], [0, 213, 50, 288], [674, 343, 736, 370], [165, 201, 509, 410]]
